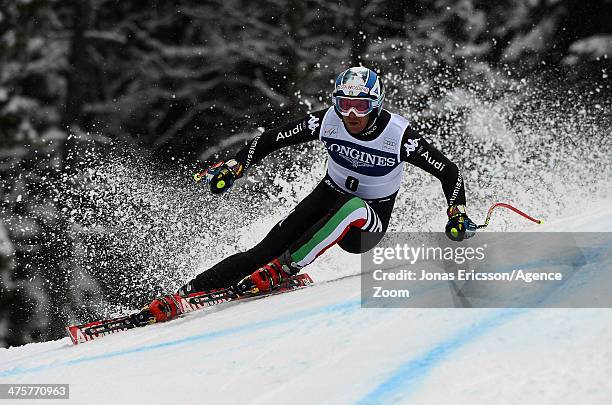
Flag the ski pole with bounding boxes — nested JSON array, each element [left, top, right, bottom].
[[477, 202, 543, 229]]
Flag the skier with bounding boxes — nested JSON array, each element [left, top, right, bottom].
[[147, 66, 477, 322]]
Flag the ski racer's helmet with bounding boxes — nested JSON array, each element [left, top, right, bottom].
[[332, 67, 384, 118]]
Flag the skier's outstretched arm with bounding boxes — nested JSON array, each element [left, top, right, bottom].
[[196, 109, 326, 193], [400, 126, 466, 206], [234, 109, 326, 170], [400, 126, 476, 240]]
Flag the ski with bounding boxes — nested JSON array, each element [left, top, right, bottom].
[[66, 273, 314, 345]]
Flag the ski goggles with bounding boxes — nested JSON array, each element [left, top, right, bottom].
[[332, 96, 378, 117]]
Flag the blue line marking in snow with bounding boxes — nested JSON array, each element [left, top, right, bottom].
[[0, 299, 361, 378], [357, 308, 527, 405]]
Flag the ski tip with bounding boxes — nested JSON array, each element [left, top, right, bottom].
[[66, 325, 80, 345]]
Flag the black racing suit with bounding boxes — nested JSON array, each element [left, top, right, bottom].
[[184, 108, 466, 292]]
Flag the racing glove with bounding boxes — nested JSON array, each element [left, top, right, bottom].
[[445, 205, 477, 241], [194, 159, 244, 194]]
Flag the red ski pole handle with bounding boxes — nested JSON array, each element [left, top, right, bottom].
[[477, 202, 543, 229]]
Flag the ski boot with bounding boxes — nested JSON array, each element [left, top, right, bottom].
[[143, 294, 184, 323], [235, 258, 290, 296]]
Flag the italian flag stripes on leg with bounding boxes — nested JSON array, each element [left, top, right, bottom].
[[290, 197, 374, 268]]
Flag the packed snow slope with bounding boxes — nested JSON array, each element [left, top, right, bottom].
[[0, 198, 611, 405]]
